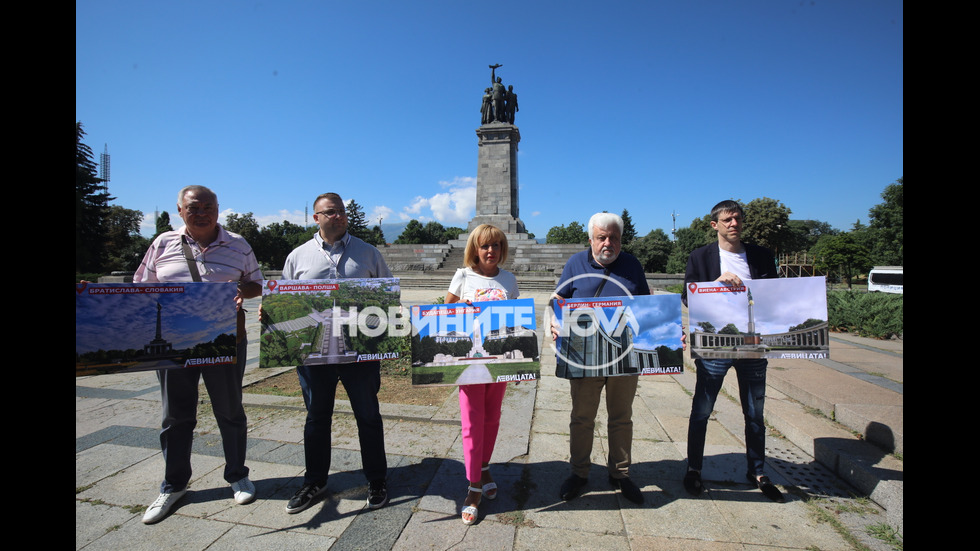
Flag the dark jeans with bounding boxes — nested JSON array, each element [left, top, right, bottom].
[[687, 358, 768, 477], [297, 361, 387, 484], [158, 339, 249, 493]]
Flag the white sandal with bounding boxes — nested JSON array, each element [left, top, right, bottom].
[[461, 486, 481, 525], [481, 466, 498, 500]]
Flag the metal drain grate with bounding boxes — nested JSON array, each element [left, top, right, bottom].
[[766, 445, 852, 498]]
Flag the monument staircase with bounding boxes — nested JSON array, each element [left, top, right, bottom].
[[382, 242, 582, 292]]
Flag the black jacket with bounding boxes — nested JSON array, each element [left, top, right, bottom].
[[682, 242, 777, 306]]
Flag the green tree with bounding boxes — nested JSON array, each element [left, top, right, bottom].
[[719, 323, 741, 335], [812, 232, 871, 289], [546, 221, 588, 244], [788, 318, 826, 332], [696, 321, 716, 333], [395, 220, 426, 244], [440, 226, 465, 244], [395, 220, 464, 244], [621, 209, 637, 244], [76, 122, 112, 273], [155, 211, 174, 238], [256, 220, 314, 269], [104, 206, 150, 271], [345, 199, 371, 242], [784, 219, 838, 256], [867, 177, 903, 266], [422, 221, 447, 244], [630, 228, 673, 272], [664, 224, 713, 273], [742, 197, 793, 254], [224, 212, 261, 244], [369, 225, 386, 246]]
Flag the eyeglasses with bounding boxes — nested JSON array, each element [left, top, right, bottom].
[[184, 206, 217, 215], [316, 209, 346, 218]]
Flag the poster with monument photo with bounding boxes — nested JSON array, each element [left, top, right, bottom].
[[259, 278, 402, 368], [552, 294, 684, 378], [75, 282, 239, 376], [410, 298, 539, 386], [687, 276, 829, 360]]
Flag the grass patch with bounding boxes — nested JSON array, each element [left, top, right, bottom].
[[496, 510, 536, 527], [807, 500, 873, 551], [830, 497, 880, 516], [245, 360, 454, 407], [867, 523, 903, 550]]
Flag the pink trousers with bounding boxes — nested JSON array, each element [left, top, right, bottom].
[[458, 382, 507, 482]]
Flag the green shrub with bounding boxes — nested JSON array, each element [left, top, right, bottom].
[[827, 291, 903, 338], [76, 273, 103, 283]]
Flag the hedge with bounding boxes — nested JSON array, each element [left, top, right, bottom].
[[827, 290, 903, 339]]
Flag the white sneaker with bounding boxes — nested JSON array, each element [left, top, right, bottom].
[[231, 477, 256, 505], [142, 489, 187, 524]]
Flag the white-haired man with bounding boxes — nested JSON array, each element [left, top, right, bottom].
[[552, 212, 649, 504]]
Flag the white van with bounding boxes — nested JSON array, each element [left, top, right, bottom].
[[868, 266, 903, 294]]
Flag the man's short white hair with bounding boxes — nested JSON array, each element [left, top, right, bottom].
[[177, 185, 217, 205], [588, 212, 624, 239]]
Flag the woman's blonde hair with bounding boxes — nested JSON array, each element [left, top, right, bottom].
[[463, 224, 509, 269]]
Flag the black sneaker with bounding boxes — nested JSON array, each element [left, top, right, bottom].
[[285, 481, 327, 514], [683, 470, 703, 496], [609, 475, 644, 504], [559, 474, 588, 501], [367, 479, 388, 509], [747, 474, 785, 503]]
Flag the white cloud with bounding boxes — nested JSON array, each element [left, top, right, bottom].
[[400, 177, 476, 225], [139, 212, 158, 236], [368, 206, 394, 226], [439, 176, 475, 189]]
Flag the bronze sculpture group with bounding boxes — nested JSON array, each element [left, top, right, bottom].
[[482, 64, 518, 125]]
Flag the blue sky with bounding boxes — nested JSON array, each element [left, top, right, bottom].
[[76, 0, 902, 240]]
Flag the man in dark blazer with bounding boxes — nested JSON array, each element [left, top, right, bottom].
[[681, 200, 784, 503]]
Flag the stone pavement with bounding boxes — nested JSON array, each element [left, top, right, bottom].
[[76, 290, 903, 550]]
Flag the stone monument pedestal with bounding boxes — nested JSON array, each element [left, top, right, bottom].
[[463, 122, 531, 241]]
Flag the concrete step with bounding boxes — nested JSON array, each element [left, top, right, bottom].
[[715, 365, 904, 531], [765, 360, 903, 454]]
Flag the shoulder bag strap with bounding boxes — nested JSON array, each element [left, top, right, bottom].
[[180, 235, 203, 282]]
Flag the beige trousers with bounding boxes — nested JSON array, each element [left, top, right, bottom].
[[568, 375, 639, 479]]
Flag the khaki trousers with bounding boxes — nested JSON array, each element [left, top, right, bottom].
[[568, 375, 639, 479]]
